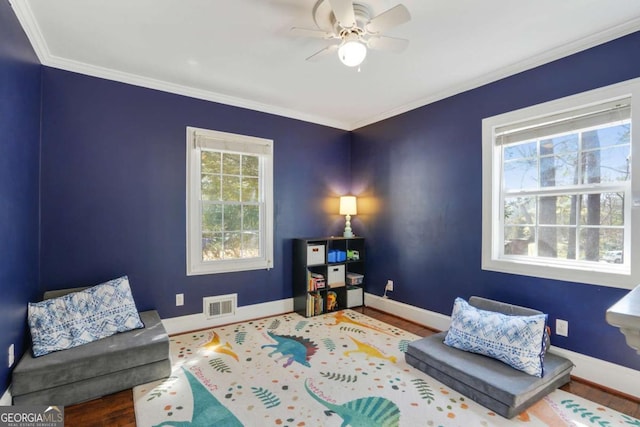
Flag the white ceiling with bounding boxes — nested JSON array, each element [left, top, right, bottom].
[[11, 0, 640, 130]]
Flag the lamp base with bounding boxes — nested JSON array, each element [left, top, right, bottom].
[[343, 213, 354, 238]]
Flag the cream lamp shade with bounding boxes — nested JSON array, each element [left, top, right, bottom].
[[339, 196, 357, 237], [339, 196, 357, 215]]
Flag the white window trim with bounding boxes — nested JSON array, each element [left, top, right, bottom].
[[482, 78, 640, 289], [186, 127, 274, 275]]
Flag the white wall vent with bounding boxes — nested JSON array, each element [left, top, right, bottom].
[[203, 294, 237, 319]]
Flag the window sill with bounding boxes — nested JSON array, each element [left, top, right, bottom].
[[187, 258, 273, 276], [482, 256, 636, 289]]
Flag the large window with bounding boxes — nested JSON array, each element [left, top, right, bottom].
[[482, 80, 640, 289], [187, 127, 273, 275]]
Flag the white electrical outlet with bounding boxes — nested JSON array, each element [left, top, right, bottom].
[[556, 319, 569, 337], [386, 280, 394, 291], [8, 344, 14, 368], [176, 293, 184, 306]]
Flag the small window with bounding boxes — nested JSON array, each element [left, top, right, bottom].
[[186, 127, 273, 275], [482, 80, 639, 289]]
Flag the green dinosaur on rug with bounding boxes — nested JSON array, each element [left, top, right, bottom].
[[152, 367, 242, 427], [304, 378, 400, 427], [261, 331, 318, 367]]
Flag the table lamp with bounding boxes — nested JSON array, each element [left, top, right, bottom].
[[339, 196, 357, 238]]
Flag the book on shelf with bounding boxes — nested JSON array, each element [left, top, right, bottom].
[[306, 292, 324, 316], [307, 270, 325, 291], [306, 294, 313, 317]]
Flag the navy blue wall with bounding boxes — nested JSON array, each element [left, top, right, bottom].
[[4, 2, 640, 398], [352, 32, 640, 370], [0, 2, 41, 396], [39, 68, 351, 318]]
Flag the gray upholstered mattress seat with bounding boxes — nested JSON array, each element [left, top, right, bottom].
[[12, 289, 171, 406], [404, 297, 574, 418]]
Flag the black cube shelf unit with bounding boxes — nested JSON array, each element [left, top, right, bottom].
[[293, 237, 365, 317]]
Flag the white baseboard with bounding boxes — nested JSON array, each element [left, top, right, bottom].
[[0, 387, 11, 406], [162, 298, 294, 336], [549, 345, 640, 400], [365, 293, 452, 331], [364, 292, 640, 400]]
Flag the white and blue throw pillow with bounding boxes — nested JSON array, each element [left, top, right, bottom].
[[444, 297, 547, 377], [28, 275, 144, 357]]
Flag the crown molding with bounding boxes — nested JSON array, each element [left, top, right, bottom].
[[350, 17, 640, 130], [9, 0, 48, 63], [10, 1, 640, 132], [8, 0, 350, 131], [42, 56, 351, 131]]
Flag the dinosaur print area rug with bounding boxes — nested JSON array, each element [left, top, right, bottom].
[[133, 310, 639, 427]]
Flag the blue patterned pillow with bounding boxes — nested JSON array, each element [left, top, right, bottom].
[[444, 297, 547, 377], [28, 276, 144, 357]]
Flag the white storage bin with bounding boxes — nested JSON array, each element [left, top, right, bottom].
[[327, 264, 345, 288], [307, 244, 325, 265], [347, 286, 364, 308]]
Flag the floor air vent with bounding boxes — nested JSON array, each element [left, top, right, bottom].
[[203, 294, 237, 319]]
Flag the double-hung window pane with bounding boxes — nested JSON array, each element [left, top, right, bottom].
[[187, 127, 273, 275], [483, 81, 640, 288], [498, 100, 630, 266], [200, 151, 261, 261]]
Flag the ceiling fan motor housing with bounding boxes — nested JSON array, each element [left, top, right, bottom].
[[302, 0, 411, 65], [315, 0, 371, 34], [351, 3, 373, 29]]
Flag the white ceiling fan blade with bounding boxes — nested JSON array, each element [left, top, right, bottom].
[[290, 27, 335, 39], [366, 4, 411, 34], [306, 44, 339, 62], [367, 36, 409, 53], [328, 0, 356, 28]]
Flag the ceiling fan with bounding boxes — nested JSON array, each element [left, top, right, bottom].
[[291, 0, 411, 68]]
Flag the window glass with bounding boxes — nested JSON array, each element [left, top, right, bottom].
[[187, 127, 273, 275], [482, 82, 638, 288], [500, 122, 630, 265]]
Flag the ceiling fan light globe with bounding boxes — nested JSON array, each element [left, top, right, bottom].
[[338, 40, 367, 67]]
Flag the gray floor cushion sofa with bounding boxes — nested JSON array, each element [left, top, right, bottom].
[[405, 296, 574, 418], [12, 285, 171, 406]]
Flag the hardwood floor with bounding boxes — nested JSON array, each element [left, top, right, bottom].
[[358, 307, 640, 420], [64, 307, 640, 426], [65, 389, 136, 427]]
